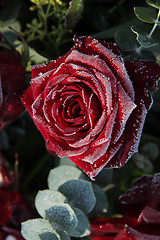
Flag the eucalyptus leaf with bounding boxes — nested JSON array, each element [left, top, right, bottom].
[[56, 230, 70, 240], [134, 7, 157, 23], [58, 179, 96, 214], [131, 23, 160, 48], [65, 0, 84, 29], [39, 232, 60, 240], [45, 204, 77, 234], [35, 190, 67, 218], [146, 0, 160, 9], [88, 184, 108, 218], [21, 219, 59, 240], [115, 29, 140, 51], [70, 208, 91, 237], [48, 165, 85, 190]]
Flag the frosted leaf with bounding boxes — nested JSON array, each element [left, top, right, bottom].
[[45, 203, 77, 234], [35, 190, 67, 218], [48, 165, 85, 190], [58, 179, 96, 214], [39, 232, 60, 240], [56, 230, 70, 240], [70, 208, 91, 237], [21, 219, 59, 240]]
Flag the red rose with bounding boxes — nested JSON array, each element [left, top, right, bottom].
[[90, 174, 160, 240], [21, 36, 160, 179], [0, 189, 37, 240], [0, 33, 26, 130]]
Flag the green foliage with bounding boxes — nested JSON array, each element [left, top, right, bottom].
[[65, 0, 84, 29], [89, 184, 109, 218], [131, 23, 160, 48], [22, 165, 106, 239], [131, 0, 160, 49], [35, 190, 67, 217], [48, 165, 85, 190], [58, 179, 96, 214], [21, 219, 60, 240], [114, 29, 140, 52], [146, 0, 160, 9], [70, 208, 91, 237], [134, 7, 157, 24], [45, 204, 77, 233]]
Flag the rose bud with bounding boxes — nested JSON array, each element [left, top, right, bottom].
[[21, 36, 160, 179], [0, 33, 26, 130]]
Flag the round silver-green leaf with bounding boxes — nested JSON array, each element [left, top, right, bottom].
[[21, 219, 59, 240], [70, 208, 90, 237], [35, 190, 67, 218], [48, 165, 85, 190], [45, 204, 77, 234], [58, 179, 96, 214]]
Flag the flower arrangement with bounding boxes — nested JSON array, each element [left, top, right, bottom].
[[1, 0, 160, 239]]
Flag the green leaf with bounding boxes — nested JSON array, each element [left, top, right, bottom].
[[0, 0, 20, 22], [39, 232, 60, 240], [146, 0, 160, 9], [88, 184, 108, 218], [0, 21, 21, 44], [115, 29, 140, 52], [35, 190, 67, 218], [56, 230, 70, 240], [45, 204, 77, 234], [48, 165, 85, 190], [58, 179, 96, 214], [70, 208, 91, 237], [131, 23, 160, 48], [141, 142, 159, 161], [134, 7, 157, 23], [65, 0, 84, 29], [21, 219, 59, 240]]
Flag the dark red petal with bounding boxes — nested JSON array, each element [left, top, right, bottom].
[[30, 49, 72, 78], [0, 94, 25, 122], [125, 61, 160, 110], [118, 174, 160, 218], [21, 87, 34, 117], [138, 207, 160, 225], [119, 225, 160, 240]]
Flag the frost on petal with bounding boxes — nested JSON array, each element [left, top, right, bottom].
[[30, 49, 72, 78], [125, 61, 160, 92], [111, 83, 136, 143], [70, 133, 124, 179], [65, 49, 116, 78], [84, 39, 135, 101], [30, 69, 54, 99], [125, 61, 160, 110]]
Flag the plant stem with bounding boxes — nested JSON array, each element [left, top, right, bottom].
[[148, 9, 160, 38]]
